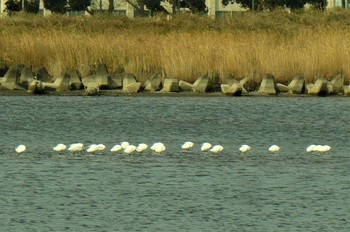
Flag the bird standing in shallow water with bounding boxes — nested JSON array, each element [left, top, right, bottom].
[[121, 142, 130, 149], [15, 145, 26, 154], [68, 143, 84, 154], [53, 144, 67, 153], [201, 142, 212, 152], [239, 145, 251, 153], [181, 142, 194, 151], [210, 145, 224, 154], [151, 142, 166, 154], [110, 144, 122, 153], [86, 144, 99, 154], [316, 145, 331, 152], [136, 143, 148, 153], [306, 144, 317, 152], [269, 145, 280, 152], [124, 145, 137, 154]]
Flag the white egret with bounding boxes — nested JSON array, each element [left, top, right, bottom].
[[53, 143, 67, 153], [87, 144, 99, 154], [269, 145, 280, 152], [151, 142, 166, 154], [317, 145, 331, 152], [97, 144, 106, 153], [306, 144, 317, 153], [239, 144, 251, 153], [315, 145, 324, 152], [210, 145, 224, 154], [121, 142, 130, 149], [136, 143, 148, 153], [201, 142, 212, 152], [15, 145, 26, 154], [110, 144, 122, 153], [181, 141, 194, 150], [124, 145, 137, 154], [68, 143, 84, 154]]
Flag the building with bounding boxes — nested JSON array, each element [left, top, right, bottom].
[[327, 0, 349, 8], [0, 0, 5, 16], [206, 0, 245, 18]]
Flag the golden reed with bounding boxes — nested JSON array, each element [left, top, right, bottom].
[[0, 10, 350, 84]]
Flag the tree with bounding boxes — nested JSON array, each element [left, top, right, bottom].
[[222, 0, 326, 11], [5, 0, 39, 13], [108, 0, 114, 12], [180, 0, 207, 13], [285, 0, 306, 10], [26, 0, 39, 13], [43, 0, 68, 13], [5, 0, 21, 11], [69, 0, 91, 11], [307, 0, 327, 10]]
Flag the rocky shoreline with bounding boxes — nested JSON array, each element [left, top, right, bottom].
[[1, 63, 349, 97]]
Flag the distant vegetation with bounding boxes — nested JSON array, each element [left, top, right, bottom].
[[4, 0, 329, 15], [1, 10, 350, 84]]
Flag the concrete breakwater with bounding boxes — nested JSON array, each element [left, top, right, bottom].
[[0, 63, 349, 96]]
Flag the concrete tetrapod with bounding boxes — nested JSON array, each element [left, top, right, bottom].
[[42, 72, 71, 92], [221, 83, 242, 96], [258, 74, 277, 95], [144, 73, 162, 92], [161, 78, 180, 92], [67, 69, 82, 90], [122, 73, 141, 93], [306, 79, 328, 96], [179, 75, 209, 93], [0, 67, 24, 90], [288, 76, 305, 94], [19, 66, 35, 89], [330, 74, 344, 94]]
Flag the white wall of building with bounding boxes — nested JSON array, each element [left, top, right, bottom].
[[0, 0, 6, 15]]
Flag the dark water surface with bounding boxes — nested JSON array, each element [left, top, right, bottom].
[[0, 96, 349, 231]]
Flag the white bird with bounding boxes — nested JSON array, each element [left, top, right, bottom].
[[136, 143, 148, 153], [110, 144, 122, 153], [317, 145, 331, 152], [86, 144, 99, 154], [151, 142, 166, 154], [15, 144, 26, 154], [269, 145, 280, 152], [97, 144, 106, 152], [121, 141, 130, 149], [124, 145, 137, 154], [201, 142, 212, 151], [210, 145, 224, 154], [306, 144, 317, 152], [181, 141, 194, 150], [239, 144, 251, 153], [315, 145, 324, 152], [323, 145, 331, 151], [53, 143, 67, 153], [68, 143, 84, 153]]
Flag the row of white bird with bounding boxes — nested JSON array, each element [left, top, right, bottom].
[[14, 142, 332, 154]]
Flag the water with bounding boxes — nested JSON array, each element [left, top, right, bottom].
[[0, 96, 349, 231]]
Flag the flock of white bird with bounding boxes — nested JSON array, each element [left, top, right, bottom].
[[14, 142, 332, 155]]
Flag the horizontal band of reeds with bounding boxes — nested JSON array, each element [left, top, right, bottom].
[[0, 11, 350, 85]]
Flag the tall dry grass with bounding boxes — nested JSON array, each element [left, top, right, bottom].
[[1, 11, 350, 83]]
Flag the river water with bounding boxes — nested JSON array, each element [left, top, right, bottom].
[[0, 96, 349, 231]]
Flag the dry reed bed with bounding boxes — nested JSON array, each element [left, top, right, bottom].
[[1, 12, 350, 84]]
